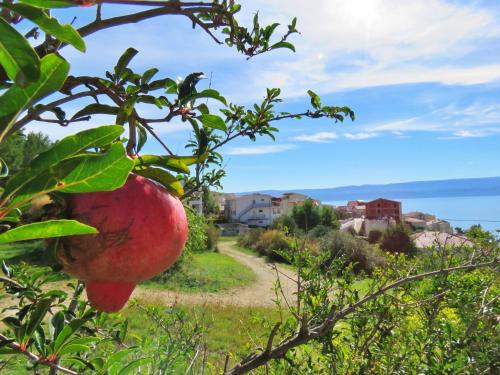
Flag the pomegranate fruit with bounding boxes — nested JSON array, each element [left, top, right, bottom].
[[57, 174, 188, 312]]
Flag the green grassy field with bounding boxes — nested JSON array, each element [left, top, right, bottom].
[[143, 251, 256, 293]]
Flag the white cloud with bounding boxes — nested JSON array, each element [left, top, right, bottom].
[[236, 0, 500, 99], [290, 131, 338, 143], [343, 132, 379, 140], [290, 131, 382, 142], [225, 144, 296, 155]]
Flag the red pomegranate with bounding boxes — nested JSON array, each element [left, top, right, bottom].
[[57, 174, 188, 312]]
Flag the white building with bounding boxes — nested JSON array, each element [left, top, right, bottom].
[[225, 192, 316, 227]]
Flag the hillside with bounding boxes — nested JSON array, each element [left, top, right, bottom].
[[240, 176, 500, 201]]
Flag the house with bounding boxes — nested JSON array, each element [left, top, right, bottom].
[[412, 232, 473, 249], [223, 191, 317, 227], [188, 191, 203, 214], [425, 220, 452, 234], [365, 198, 402, 221], [226, 193, 282, 227], [404, 217, 427, 231]]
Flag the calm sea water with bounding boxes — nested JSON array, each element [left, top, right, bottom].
[[325, 195, 500, 233]]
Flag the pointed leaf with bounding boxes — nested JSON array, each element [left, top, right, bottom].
[[0, 54, 69, 141], [71, 104, 120, 120], [0, 220, 97, 244], [134, 154, 189, 174], [53, 318, 87, 353], [115, 48, 138, 79], [26, 298, 52, 337], [3, 125, 124, 200], [199, 114, 227, 132], [270, 41, 296, 52], [134, 167, 184, 197], [18, 0, 76, 8], [0, 17, 40, 86], [2, 3, 85, 52], [188, 89, 227, 106]]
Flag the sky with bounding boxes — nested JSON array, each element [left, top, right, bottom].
[[23, 0, 500, 192]]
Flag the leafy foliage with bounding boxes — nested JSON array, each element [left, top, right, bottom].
[[380, 223, 416, 255]]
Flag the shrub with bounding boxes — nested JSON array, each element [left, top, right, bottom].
[[368, 229, 383, 244], [254, 230, 291, 262], [206, 224, 220, 251], [272, 214, 298, 234], [319, 231, 386, 274], [238, 228, 265, 249], [380, 223, 416, 255], [308, 224, 332, 238]]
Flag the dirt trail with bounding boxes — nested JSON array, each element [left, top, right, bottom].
[[133, 241, 298, 307]]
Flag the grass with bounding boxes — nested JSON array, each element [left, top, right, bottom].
[[122, 301, 286, 370], [232, 243, 297, 271], [143, 251, 256, 293], [0, 241, 44, 263]]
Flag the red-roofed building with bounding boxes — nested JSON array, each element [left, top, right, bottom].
[[365, 198, 402, 221]]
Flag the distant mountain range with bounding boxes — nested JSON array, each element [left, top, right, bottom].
[[238, 176, 500, 202]]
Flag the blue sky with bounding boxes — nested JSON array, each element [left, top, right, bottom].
[[24, 0, 500, 192]]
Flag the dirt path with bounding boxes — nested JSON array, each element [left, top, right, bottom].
[[133, 241, 298, 307]]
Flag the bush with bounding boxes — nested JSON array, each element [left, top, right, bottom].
[[238, 228, 265, 248], [380, 223, 416, 255], [367, 229, 383, 244], [271, 214, 298, 234], [308, 224, 332, 238], [254, 230, 291, 262], [319, 231, 386, 274], [206, 224, 220, 251]]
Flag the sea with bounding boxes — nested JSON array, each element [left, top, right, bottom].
[[325, 195, 500, 233]]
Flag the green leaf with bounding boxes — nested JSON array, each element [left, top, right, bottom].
[[53, 318, 87, 354], [17, 0, 76, 8], [149, 77, 176, 92], [0, 220, 97, 244], [2, 3, 85, 52], [26, 298, 52, 338], [103, 348, 135, 372], [0, 54, 69, 142], [115, 48, 138, 79], [71, 104, 120, 120], [141, 68, 158, 84], [0, 157, 8, 178], [3, 125, 124, 201], [57, 143, 133, 194], [270, 41, 296, 52], [118, 357, 152, 375], [58, 344, 90, 356], [133, 154, 190, 174], [1, 208, 21, 223], [188, 89, 227, 106], [0, 17, 40, 86], [307, 90, 321, 109], [134, 167, 184, 197], [199, 114, 227, 132]]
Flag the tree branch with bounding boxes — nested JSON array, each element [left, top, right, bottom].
[[224, 259, 498, 374], [0, 334, 77, 375]]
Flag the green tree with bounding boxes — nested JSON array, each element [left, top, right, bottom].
[[319, 205, 340, 229], [380, 223, 416, 255], [291, 198, 321, 232], [201, 185, 220, 217], [0, 130, 52, 186]]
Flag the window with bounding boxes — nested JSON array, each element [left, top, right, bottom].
[[259, 209, 263, 213]]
